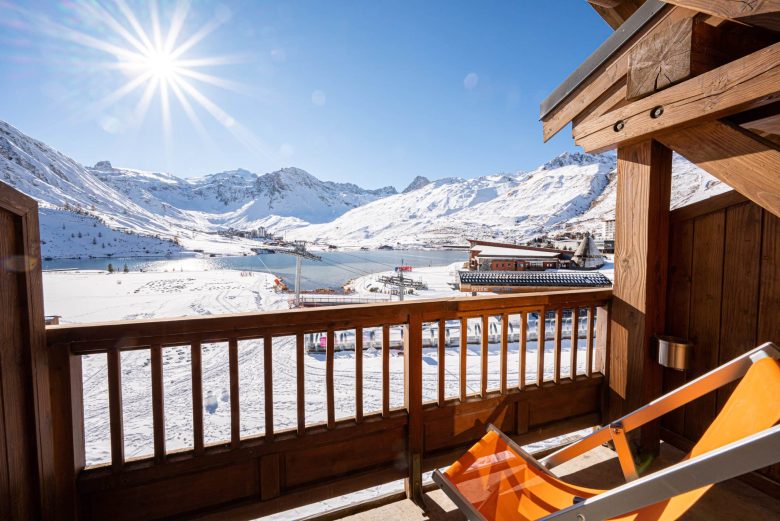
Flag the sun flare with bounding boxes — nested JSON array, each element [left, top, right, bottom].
[[2, 0, 264, 149], [144, 50, 178, 81]]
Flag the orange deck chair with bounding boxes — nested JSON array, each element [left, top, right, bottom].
[[433, 342, 780, 521]]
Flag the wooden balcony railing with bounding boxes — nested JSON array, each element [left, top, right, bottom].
[[46, 288, 611, 521]]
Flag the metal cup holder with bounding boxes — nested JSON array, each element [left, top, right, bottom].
[[656, 336, 691, 371]]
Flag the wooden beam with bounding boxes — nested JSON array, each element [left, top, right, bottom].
[[609, 140, 672, 455], [662, 0, 780, 31], [628, 17, 778, 100], [575, 41, 780, 152], [589, 0, 646, 29], [542, 4, 692, 142], [627, 17, 698, 99], [658, 120, 780, 218]]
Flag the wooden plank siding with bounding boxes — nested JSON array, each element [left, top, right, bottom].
[[661, 191, 780, 486]]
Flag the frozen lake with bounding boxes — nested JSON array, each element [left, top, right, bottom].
[[42, 249, 467, 290]]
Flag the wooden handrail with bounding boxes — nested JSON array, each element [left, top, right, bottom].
[[46, 288, 612, 521], [46, 289, 612, 352]]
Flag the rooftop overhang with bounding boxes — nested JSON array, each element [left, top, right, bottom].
[[540, 0, 780, 219]]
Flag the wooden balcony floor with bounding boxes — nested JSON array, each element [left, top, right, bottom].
[[335, 443, 780, 520]]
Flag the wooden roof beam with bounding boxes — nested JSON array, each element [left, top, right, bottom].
[[542, 3, 693, 142], [657, 120, 780, 219], [661, 0, 780, 32], [589, 0, 647, 29], [573, 41, 780, 152]]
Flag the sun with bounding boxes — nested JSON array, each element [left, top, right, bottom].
[[144, 50, 178, 81], [5, 0, 263, 148]]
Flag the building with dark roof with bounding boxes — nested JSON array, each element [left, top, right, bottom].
[[468, 239, 573, 271], [458, 270, 612, 293]]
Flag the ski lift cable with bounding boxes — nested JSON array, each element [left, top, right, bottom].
[[318, 258, 377, 278]]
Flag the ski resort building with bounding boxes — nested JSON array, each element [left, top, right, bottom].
[[1, 1, 780, 520], [458, 270, 612, 293], [468, 239, 573, 271]]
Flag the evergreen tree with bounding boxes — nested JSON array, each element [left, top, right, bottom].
[[123, 264, 129, 273], [107, 263, 114, 273]]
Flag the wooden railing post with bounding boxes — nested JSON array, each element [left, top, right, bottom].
[[404, 312, 425, 508], [48, 344, 84, 521]]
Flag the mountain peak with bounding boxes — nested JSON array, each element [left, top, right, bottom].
[[403, 175, 431, 193], [541, 151, 614, 171], [94, 160, 113, 170]]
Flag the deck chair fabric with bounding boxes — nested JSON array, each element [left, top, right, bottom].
[[438, 355, 780, 521]]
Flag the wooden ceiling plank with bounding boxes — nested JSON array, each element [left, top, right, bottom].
[[542, 5, 695, 142], [574, 41, 780, 152], [657, 120, 780, 219]]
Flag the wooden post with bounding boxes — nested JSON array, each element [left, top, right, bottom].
[[0, 184, 59, 520], [48, 346, 84, 521], [404, 312, 425, 508], [610, 140, 672, 455]]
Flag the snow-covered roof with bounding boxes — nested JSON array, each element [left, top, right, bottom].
[[472, 245, 561, 258]]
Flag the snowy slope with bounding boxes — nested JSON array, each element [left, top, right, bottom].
[[288, 152, 729, 248]]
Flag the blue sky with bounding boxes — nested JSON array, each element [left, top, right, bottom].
[[0, 1, 611, 188]]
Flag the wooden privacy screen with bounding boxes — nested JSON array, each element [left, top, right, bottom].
[[663, 190, 780, 490], [0, 183, 55, 520], [46, 289, 611, 520]]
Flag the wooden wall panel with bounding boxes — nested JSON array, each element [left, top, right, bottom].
[[717, 204, 763, 409], [757, 211, 780, 484], [683, 210, 725, 441], [663, 193, 780, 488], [662, 218, 694, 434]]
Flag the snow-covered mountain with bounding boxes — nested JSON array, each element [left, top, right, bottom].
[[287, 152, 730, 248], [0, 120, 395, 257], [1, 119, 730, 257], [92, 162, 396, 228]]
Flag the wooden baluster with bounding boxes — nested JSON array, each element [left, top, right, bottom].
[[326, 329, 335, 429], [151, 344, 166, 463], [500, 314, 508, 395], [382, 325, 390, 417], [519, 312, 527, 390], [228, 338, 240, 448], [570, 307, 579, 380], [404, 312, 425, 506], [553, 308, 563, 384], [264, 336, 274, 440], [355, 327, 364, 422], [481, 315, 489, 397], [459, 317, 467, 402], [191, 341, 204, 455], [296, 334, 305, 435], [107, 348, 124, 471], [586, 306, 595, 377], [437, 319, 446, 406], [536, 308, 546, 385]]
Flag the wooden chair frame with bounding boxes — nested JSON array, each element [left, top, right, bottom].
[[433, 342, 780, 521]]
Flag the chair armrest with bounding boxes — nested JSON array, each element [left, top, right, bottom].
[[540, 424, 780, 520], [541, 342, 779, 469]]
